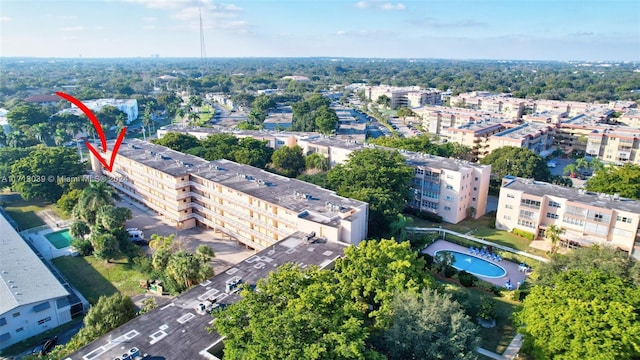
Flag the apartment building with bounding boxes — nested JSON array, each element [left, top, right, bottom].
[[496, 176, 640, 256], [365, 85, 442, 108], [414, 106, 499, 136], [0, 214, 72, 350], [449, 92, 526, 119], [153, 128, 493, 224], [586, 127, 640, 165], [93, 139, 369, 250], [447, 119, 507, 160], [619, 109, 640, 128], [488, 122, 554, 157], [67, 98, 139, 123], [404, 152, 491, 223]]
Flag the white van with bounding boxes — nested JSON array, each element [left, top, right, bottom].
[[127, 228, 145, 244]]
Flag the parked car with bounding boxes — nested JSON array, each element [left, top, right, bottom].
[[32, 336, 57, 355], [546, 161, 557, 168]]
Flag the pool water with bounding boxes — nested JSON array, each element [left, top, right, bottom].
[[434, 250, 506, 278], [45, 229, 73, 249]]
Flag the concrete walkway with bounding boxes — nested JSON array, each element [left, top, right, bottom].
[[477, 333, 523, 359]]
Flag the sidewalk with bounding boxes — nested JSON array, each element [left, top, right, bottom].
[[477, 334, 523, 359]]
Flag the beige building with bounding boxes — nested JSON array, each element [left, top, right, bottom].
[[449, 92, 526, 119], [487, 122, 554, 157], [586, 127, 640, 165], [365, 85, 442, 108], [618, 109, 640, 128], [496, 176, 640, 256], [414, 106, 500, 135], [447, 120, 506, 160], [92, 139, 369, 250]]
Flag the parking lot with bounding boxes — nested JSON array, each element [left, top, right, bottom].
[[116, 199, 255, 275]]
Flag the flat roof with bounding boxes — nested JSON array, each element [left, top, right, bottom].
[[67, 232, 347, 360], [0, 214, 69, 315], [451, 119, 505, 133], [503, 177, 640, 213], [492, 122, 551, 139], [116, 140, 367, 226]]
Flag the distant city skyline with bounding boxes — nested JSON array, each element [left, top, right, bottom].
[[1, 0, 639, 61]]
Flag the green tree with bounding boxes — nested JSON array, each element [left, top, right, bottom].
[[376, 289, 480, 360], [83, 293, 136, 335], [562, 163, 578, 177], [434, 250, 455, 277], [517, 270, 640, 360], [95, 205, 132, 231], [91, 233, 120, 262], [233, 137, 274, 169], [585, 163, 640, 199], [211, 264, 379, 360], [481, 146, 551, 181], [376, 94, 391, 108], [544, 224, 565, 254], [271, 145, 305, 177], [149, 233, 176, 252], [327, 148, 413, 237], [69, 220, 91, 240], [334, 239, 435, 330], [152, 132, 200, 152], [95, 106, 126, 128], [73, 181, 120, 224], [166, 251, 214, 289], [10, 147, 84, 202], [314, 105, 339, 134], [396, 107, 415, 122], [56, 188, 83, 214], [6, 104, 50, 128], [305, 152, 330, 171]]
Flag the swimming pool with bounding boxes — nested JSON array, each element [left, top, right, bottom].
[[45, 229, 73, 249], [434, 250, 507, 278]]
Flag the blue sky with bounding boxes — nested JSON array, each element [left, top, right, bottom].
[[1, 0, 638, 60]]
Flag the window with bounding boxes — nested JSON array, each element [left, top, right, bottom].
[[16, 327, 23, 333], [445, 195, 454, 201], [517, 219, 536, 228], [594, 213, 604, 222], [414, 168, 424, 175], [520, 199, 541, 208], [546, 212, 559, 219], [0, 333, 10, 342], [613, 228, 632, 237], [12, 312, 19, 318], [563, 216, 585, 226], [472, 197, 476, 201], [507, 193, 515, 199], [37, 317, 51, 325], [421, 200, 438, 210], [519, 210, 535, 219], [504, 215, 511, 220], [445, 185, 453, 190], [0, 318, 5, 326], [446, 174, 454, 179], [444, 206, 451, 211], [616, 215, 633, 223], [548, 201, 561, 208], [475, 177, 479, 181], [505, 204, 513, 209], [473, 187, 477, 191]]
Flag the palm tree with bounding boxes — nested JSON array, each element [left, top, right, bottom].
[[434, 251, 455, 277], [73, 181, 120, 224], [6, 131, 25, 148], [149, 234, 176, 252], [563, 163, 579, 178], [589, 158, 605, 175], [575, 158, 589, 174], [188, 112, 200, 126], [545, 224, 566, 254], [0, 128, 6, 147]]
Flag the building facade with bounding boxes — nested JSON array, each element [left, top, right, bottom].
[[0, 214, 72, 350], [496, 176, 640, 255], [94, 139, 369, 250], [586, 127, 640, 165]]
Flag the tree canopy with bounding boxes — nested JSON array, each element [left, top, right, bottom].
[[585, 163, 640, 199], [369, 135, 471, 160], [291, 94, 337, 132], [152, 132, 200, 152], [82, 293, 137, 338], [480, 146, 551, 182], [374, 289, 480, 360], [327, 148, 413, 237], [517, 270, 640, 360], [271, 145, 305, 177], [10, 147, 85, 202]]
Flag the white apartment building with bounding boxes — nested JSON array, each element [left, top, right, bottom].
[[496, 176, 640, 256], [70, 99, 139, 123], [0, 214, 72, 350], [93, 139, 369, 250], [365, 85, 442, 108]]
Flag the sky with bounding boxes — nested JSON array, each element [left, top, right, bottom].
[[1, 0, 639, 61]]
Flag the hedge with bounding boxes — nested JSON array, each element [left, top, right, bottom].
[[511, 228, 535, 241]]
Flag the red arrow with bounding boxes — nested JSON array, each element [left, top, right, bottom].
[[56, 92, 126, 172]]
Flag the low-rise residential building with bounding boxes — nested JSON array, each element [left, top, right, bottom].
[[154, 128, 493, 224], [414, 106, 500, 135], [262, 106, 293, 130], [488, 122, 554, 157], [64, 98, 139, 123], [206, 93, 235, 109], [0, 214, 73, 350], [365, 85, 442, 108], [24, 94, 61, 106], [496, 176, 640, 256], [618, 109, 640, 128], [447, 119, 506, 160], [586, 127, 640, 165], [94, 139, 369, 250], [449, 92, 526, 119]]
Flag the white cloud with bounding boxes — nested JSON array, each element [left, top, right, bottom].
[[142, 16, 157, 22], [336, 30, 347, 36], [379, 2, 405, 10], [355, 1, 369, 9], [143, 24, 156, 30], [59, 26, 87, 32], [0, 16, 11, 22], [45, 14, 78, 20], [410, 18, 488, 28]]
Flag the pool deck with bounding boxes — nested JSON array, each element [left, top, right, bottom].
[[422, 240, 528, 289], [22, 226, 77, 260]]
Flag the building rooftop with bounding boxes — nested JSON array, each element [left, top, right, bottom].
[[493, 122, 551, 140], [503, 176, 640, 213], [0, 214, 69, 315], [401, 149, 489, 172], [24, 94, 61, 103], [451, 119, 505, 133], [67, 232, 347, 360], [115, 139, 367, 227]]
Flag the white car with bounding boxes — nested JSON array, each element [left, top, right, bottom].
[[546, 161, 557, 168]]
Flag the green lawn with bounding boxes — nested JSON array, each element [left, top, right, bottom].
[[0, 318, 83, 357], [52, 256, 146, 304], [409, 213, 548, 258], [3, 198, 49, 229], [441, 281, 521, 354]]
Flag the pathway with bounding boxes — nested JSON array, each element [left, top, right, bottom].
[[477, 334, 523, 359]]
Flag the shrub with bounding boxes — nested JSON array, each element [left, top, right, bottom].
[[458, 270, 477, 287], [511, 228, 535, 241], [71, 238, 93, 256], [475, 280, 501, 295], [404, 207, 443, 223]]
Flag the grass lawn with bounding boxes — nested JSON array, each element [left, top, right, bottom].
[[52, 256, 146, 304], [441, 281, 522, 354], [409, 212, 549, 259], [3, 198, 49, 229], [0, 318, 83, 357]]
